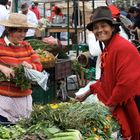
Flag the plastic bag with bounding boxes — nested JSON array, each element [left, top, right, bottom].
[[67, 75, 79, 91], [24, 68, 49, 91], [75, 81, 99, 103], [42, 36, 58, 45]]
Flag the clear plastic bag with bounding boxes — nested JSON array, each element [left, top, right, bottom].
[[24, 68, 49, 91]]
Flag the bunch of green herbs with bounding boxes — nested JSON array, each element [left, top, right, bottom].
[[0, 65, 31, 90]]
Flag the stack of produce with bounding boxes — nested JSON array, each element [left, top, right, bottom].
[[28, 39, 69, 56], [39, 18, 50, 28], [28, 39, 58, 53], [0, 102, 120, 140], [28, 39, 69, 67], [36, 49, 56, 68], [72, 60, 96, 82]]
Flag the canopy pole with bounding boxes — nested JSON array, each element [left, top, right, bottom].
[[82, 0, 86, 43], [11, 0, 18, 12], [67, 0, 70, 48], [14, 0, 18, 12], [73, 0, 79, 56], [92, 0, 94, 10]]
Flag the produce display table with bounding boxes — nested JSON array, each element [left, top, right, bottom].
[[47, 27, 84, 34], [46, 26, 84, 44]]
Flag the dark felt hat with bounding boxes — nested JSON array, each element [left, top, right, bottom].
[[87, 6, 118, 31]]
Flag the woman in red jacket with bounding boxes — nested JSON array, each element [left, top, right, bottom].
[[76, 6, 140, 140]]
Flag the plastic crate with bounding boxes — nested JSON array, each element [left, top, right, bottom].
[[32, 73, 56, 104], [55, 59, 72, 80], [31, 80, 56, 104], [78, 43, 89, 52]]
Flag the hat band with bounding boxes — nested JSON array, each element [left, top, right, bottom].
[[8, 21, 28, 27]]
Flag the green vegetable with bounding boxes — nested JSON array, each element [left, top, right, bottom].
[[57, 52, 68, 59], [19, 103, 119, 139], [0, 65, 31, 90], [28, 39, 58, 53], [49, 129, 82, 140]]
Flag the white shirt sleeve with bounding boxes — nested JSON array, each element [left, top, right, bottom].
[[87, 31, 105, 79], [0, 5, 9, 37], [26, 10, 38, 37], [119, 26, 129, 40], [27, 10, 38, 26], [87, 31, 103, 56]]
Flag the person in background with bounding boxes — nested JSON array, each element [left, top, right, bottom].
[[71, 4, 82, 27], [127, 6, 140, 41], [120, 6, 129, 17], [71, 3, 82, 44], [50, 5, 63, 23], [6, 0, 11, 12], [0, 0, 9, 38], [127, 6, 138, 23], [50, 5, 64, 40], [108, 4, 130, 40], [29, 1, 41, 20], [19, 2, 38, 40], [51, 5, 56, 17], [0, 13, 42, 124], [76, 6, 140, 140], [137, 3, 140, 9]]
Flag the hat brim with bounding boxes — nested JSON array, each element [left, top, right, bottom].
[[0, 20, 36, 28], [87, 18, 120, 31], [86, 22, 93, 31]]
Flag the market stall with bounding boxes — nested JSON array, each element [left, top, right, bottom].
[[1, 2, 125, 140]]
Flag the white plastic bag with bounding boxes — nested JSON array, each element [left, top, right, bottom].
[[24, 68, 49, 91], [67, 75, 79, 91], [75, 81, 99, 103]]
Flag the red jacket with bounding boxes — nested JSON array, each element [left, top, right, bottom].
[[29, 6, 41, 20], [90, 34, 140, 138]]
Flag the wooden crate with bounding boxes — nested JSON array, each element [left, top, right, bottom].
[[55, 59, 72, 80]]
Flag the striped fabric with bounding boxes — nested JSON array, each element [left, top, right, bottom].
[[0, 38, 42, 97]]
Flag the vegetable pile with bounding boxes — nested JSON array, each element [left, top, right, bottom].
[[28, 39, 58, 52], [28, 39, 69, 60], [72, 60, 96, 81], [0, 102, 119, 139]]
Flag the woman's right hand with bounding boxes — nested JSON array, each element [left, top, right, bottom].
[[0, 65, 15, 79], [75, 90, 91, 102]]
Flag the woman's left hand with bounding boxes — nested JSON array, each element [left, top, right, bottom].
[[22, 61, 32, 69]]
